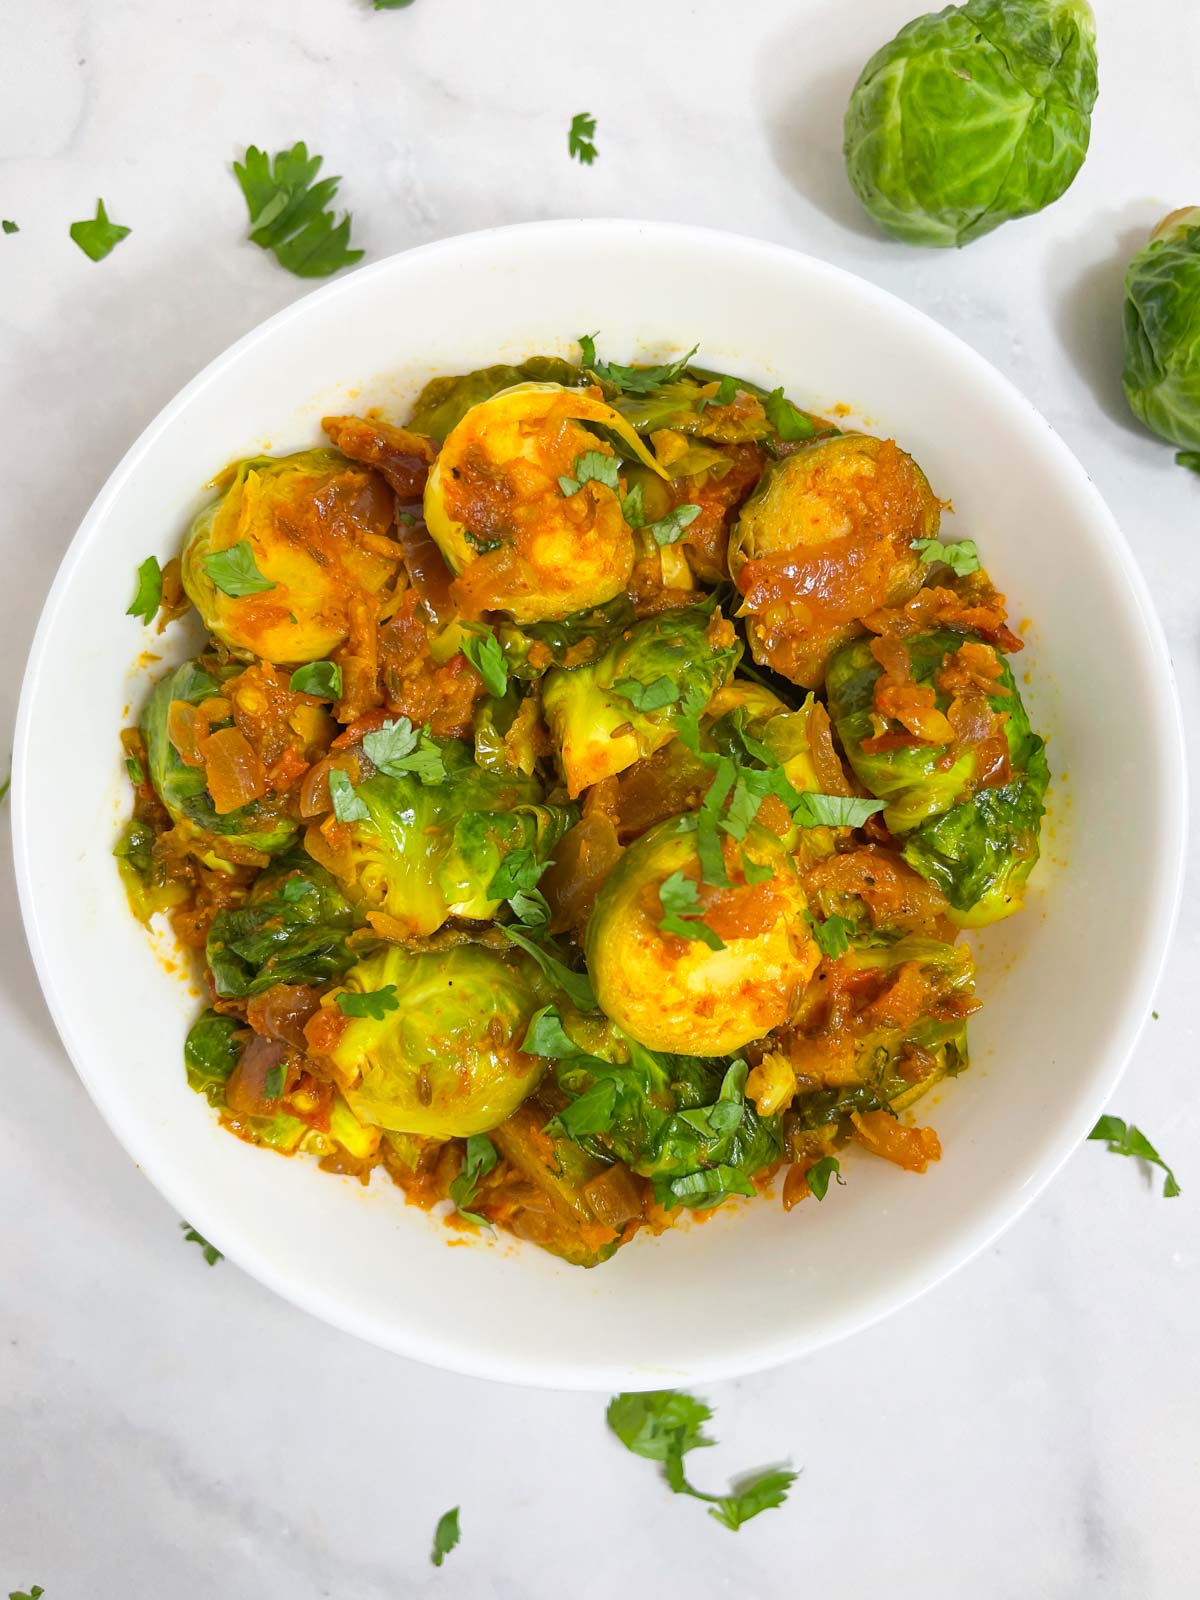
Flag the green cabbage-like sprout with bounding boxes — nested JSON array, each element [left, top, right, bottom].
[[1123, 208, 1200, 453]]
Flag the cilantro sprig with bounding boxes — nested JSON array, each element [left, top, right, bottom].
[[805, 1155, 844, 1201], [489, 847, 552, 930], [1089, 1115, 1180, 1198], [559, 450, 620, 497], [328, 767, 370, 823], [362, 716, 447, 784], [568, 112, 599, 165], [233, 142, 363, 278], [126, 555, 162, 624], [579, 334, 699, 396], [337, 985, 400, 1021], [805, 910, 854, 960], [607, 1390, 797, 1532], [181, 1222, 222, 1265], [460, 625, 509, 698], [431, 1506, 460, 1567]]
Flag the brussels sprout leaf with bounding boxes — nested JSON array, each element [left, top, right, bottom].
[[460, 626, 509, 697], [328, 767, 370, 822], [613, 675, 679, 712], [449, 1134, 498, 1217], [184, 1011, 241, 1104], [233, 143, 363, 278], [607, 1390, 715, 1461], [578, 335, 700, 396], [568, 111, 598, 165], [911, 537, 981, 577], [289, 661, 342, 699], [500, 926, 598, 1012], [181, 1222, 222, 1265], [792, 792, 885, 828], [1176, 452, 1200, 473], [764, 387, 815, 441], [1089, 1115, 1180, 1198], [127, 555, 162, 623], [559, 450, 620, 497], [126, 755, 145, 786], [376, 0, 416, 7], [805, 1155, 844, 1201], [658, 871, 726, 950], [805, 911, 853, 960], [678, 1061, 748, 1140], [2, 220, 18, 234], [201, 539, 275, 596], [337, 985, 400, 1021], [431, 1506, 460, 1568], [262, 1062, 285, 1100], [645, 503, 701, 546], [361, 716, 447, 783], [70, 198, 130, 261]]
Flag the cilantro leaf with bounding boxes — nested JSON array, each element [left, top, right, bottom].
[[740, 851, 773, 885], [181, 1222, 222, 1266], [263, 1062, 285, 1100], [791, 792, 885, 828], [69, 198, 130, 261], [578, 334, 700, 396], [449, 1134, 498, 1216], [201, 539, 275, 596], [499, 926, 598, 1012], [289, 661, 342, 699], [658, 1164, 756, 1208], [328, 767, 370, 822], [508, 889, 551, 929], [460, 626, 509, 697], [548, 1077, 621, 1138], [9, 1586, 45, 1598], [126, 755, 145, 787], [1176, 451, 1200, 474], [696, 762, 736, 888], [1089, 1115, 1181, 1198], [645, 503, 701, 546], [337, 985, 400, 1021], [431, 1506, 460, 1567], [2, 220, 18, 234], [805, 1155, 844, 1201], [763, 387, 815, 441], [607, 1391, 715, 1461], [707, 1467, 800, 1531], [658, 871, 726, 950], [280, 876, 310, 904], [521, 1004, 585, 1059], [559, 450, 620, 497], [568, 111, 599, 165], [612, 675, 679, 713], [233, 142, 363, 279], [620, 481, 645, 528], [488, 847, 546, 901], [805, 911, 853, 960], [126, 555, 162, 624], [362, 717, 447, 784], [911, 537, 981, 577]]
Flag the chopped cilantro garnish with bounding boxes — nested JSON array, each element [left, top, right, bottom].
[[578, 334, 700, 395], [201, 539, 275, 596], [645, 503, 701, 546], [805, 911, 853, 959], [362, 716, 447, 783], [181, 1222, 222, 1265], [1089, 1115, 1180, 1198], [337, 985, 400, 1021], [658, 871, 725, 950], [805, 1155, 844, 1201], [233, 142, 363, 278], [911, 537, 981, 576], [69, 198, 130, 261], [126, 555, 162, 624], [559, 450, 621, 497], [612, 675, 679, 712], [460, 625, 509, 697], [431, 1506, 460, 1567], [289, 661, 342, 699], [3, 220, 19, 235], [568, 112, 598, 165], [448, 1134, 498, 1221], [763, 387, 815, 441], [328, 767, 370, 823]]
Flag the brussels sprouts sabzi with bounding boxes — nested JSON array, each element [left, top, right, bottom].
[[1123, 209, 1200, 456], [182, 450, 402, 664], [729, 434, 937, 688], [844, 0, 1099, 248], [542, 600, 741, 796], [423, 382, 666, 623], [322, 942, 548, 1137], [585, 816, 819, 1055]]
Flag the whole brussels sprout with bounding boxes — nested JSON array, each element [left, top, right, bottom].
[[141, 659, 297, 860], [182, 450, 400, 664], [585, 816, 819, 1056], [729, 434, 936, 688], [844, 0, 1099, 248], [1123, 209, 1200, 452], [422, 382, 666, 624], [327, 942, 548, 1137], [541, 601, 741, 797]]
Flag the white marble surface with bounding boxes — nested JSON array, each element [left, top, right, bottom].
[[1, 1, 1197, 1594]]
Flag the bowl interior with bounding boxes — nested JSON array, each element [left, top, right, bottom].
[[14, 221, 1184, 1388]]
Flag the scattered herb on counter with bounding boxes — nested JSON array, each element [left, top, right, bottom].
[[181, 1222, 222, 1265], [568, 111, 598, 165], [233, 142, 363, 278], [2, 220, 19, 235], [126, 555, 162, 624], [70, 198, 130, 262], [1089, 1115, 1180, 1198], [431, 1506, 460, 1567]]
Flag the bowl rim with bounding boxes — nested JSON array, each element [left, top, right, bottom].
[[13, 218, 1188, 1389]]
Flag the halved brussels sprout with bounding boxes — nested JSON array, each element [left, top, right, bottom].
[[327, 943, 547, 1137], [585, 816, 819, 1055], [422, 383, 666, 623], [181, 450, 400, 664], [141, 659, 297, 859], [541, 602, 741, 797], [1123, 209, 1200, 451], [319, 739, 574, 938], [408, 357, 580, 441], [729, 434, 936, 687]]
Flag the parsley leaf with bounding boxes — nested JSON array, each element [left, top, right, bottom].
[[201, 539, 275, 596], [578, 334, 700, 396], [805, 911, 853, 960], [706, 1467, 800, 1531], [328, 767, 370, 823], [2, 220, 18, 235], [805, 1155, 844, 1201], [559, 450, 621, 497], [289, 661, 342, 699], [181, 1222, 222, 1265], [621, 482, 645, 528], [431, 1506, 460, 1567], [460, 626, 509, 697], [612, 675, 679, 713], [449, 1134, 498, 1217], [69, 198, 130, 261], [658, 871, 726, 950], [763, 387, 816, 441], [233, 142, 363, 278], [126, 555, 162, 624], [1089, 1115, 1181, 1198], [362, 716, 447, 784], [125, 755, 145, 787], [488, 847, 547, 902], [337, 985, 400, 1021], [9, 1586, 45, 1599], [911, 537, 981, 576], [499, 926, 598, 1012], [645, 503, 701, 546], [791, 792, 885, 828], [568, 111, 599, 165]]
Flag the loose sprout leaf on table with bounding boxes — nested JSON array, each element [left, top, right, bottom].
[[126, 555, 162, 623], [362, 716, 447, 783], [806, 1155, 844, 1201], [233, 142, 364, 278], [568, 111, 598, 165], [459, 626, 509, 698], [289, 660, 342, 699], [337, 985, 400, 1021], [431, 1506, 460, 1567], [1089, 1115, 1181, 1198], [578, 334, 699, 396], [328, 768, 371, 823], [912, 536, 981, 576], [180, 1222, 222, 1265], [69, 198, 130, 261], [201, 539, 275, 596]]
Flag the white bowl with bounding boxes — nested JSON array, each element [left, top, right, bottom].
[[14, 221, 1185, 1390]]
